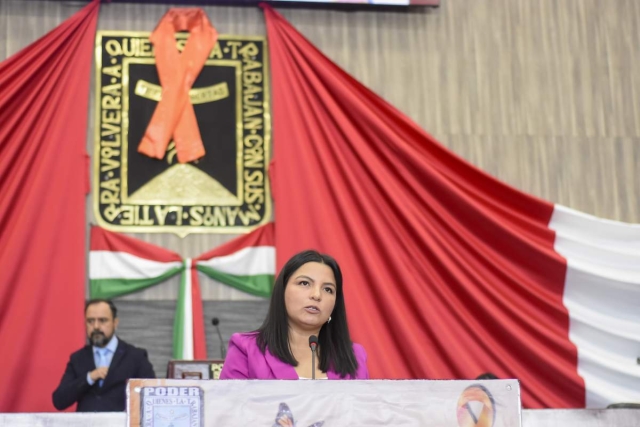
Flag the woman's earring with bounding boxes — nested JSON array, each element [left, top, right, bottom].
[[327, 316, 332, 324]]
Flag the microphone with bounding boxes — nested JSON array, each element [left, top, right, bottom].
[[308, 335, 318, 380], [211, 317, 226, 359]]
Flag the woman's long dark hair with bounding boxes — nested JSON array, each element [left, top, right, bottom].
[[255, 250, 358, 377]]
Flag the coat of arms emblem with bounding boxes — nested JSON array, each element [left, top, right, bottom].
[[94, 14, 270, 236]]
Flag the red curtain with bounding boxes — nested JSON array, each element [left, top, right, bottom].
[[263, 6, 584, 408], [0, 1, 99, 412]]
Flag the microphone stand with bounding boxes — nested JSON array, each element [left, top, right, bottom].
[[211, 317, 226, 359], [309, 335, 318, 380]]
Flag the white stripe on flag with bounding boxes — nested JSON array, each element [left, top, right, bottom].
[[196, 246, 275, 276], [550, 204, 640, 253], [90, 251, 182, 280], [550, 205, 640, 408], [183, 258, 194, 360]]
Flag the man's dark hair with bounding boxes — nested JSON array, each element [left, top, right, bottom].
[[255, 250, 358, 378], [85, 299, 118, 319]]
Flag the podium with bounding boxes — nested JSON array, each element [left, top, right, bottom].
[[165, 359, 225, 380], [127, 378, 522, 426]]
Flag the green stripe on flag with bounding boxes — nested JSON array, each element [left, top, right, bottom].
[[173, 259, 194, 360], [197, 265, 273, 297], [90, 266, 183, 299], [173, 265, 188, 359]]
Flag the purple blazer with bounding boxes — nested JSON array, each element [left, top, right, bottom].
[[219, 332, 369, 380]]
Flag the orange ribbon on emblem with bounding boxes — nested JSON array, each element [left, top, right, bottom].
[[137, 8, 218, 163]]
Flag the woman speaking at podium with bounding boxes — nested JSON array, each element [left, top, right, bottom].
[[219, 250, 369, 380]]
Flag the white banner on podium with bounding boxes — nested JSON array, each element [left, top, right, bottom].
[[127, 379, 521, 427]]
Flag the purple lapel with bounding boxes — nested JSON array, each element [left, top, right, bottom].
[[263, 347, 346, 379], [264, 348, 298, 379]]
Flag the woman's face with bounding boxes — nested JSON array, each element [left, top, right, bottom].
[[284, 262, 337, 332]]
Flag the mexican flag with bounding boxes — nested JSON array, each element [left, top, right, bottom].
[[89, 223, 275, 360], [195, 222, 276, 299], [89, 227, 183, 300], [192, 222, 276, 357], [264, 6, 640, 409]]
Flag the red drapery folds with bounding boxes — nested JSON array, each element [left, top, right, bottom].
[[0, 1, 99, 412], [263, 6, 584, 408]]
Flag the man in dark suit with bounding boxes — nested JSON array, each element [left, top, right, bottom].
[[52, 299, 156, 412]]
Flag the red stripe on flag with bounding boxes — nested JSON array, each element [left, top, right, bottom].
[[191, 266, 207, 359], [90, 225, 182, 263], [195, 222, 274, 261]]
